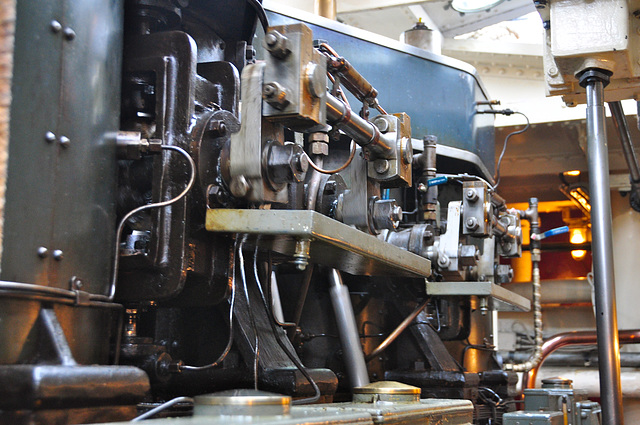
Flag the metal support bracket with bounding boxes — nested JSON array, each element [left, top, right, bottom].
[[205, 209, 431, 277], [426, 281, 531, 312]]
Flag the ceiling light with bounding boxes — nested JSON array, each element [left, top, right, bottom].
[[570, 227, 587, 245], [451, 0, 506, 13], [571, 249, 587, 260]]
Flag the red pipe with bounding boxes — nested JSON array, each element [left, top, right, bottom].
[[523, 329, 640, 389]]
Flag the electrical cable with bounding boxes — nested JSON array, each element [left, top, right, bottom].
[[245, 0, 269, 33], [253, 250, 321, 405], [493, 111, 530, 189], [305, 141, 356, 174], [107, 145, 196, 301], [131, 396, 194, 422], [180, 238, 238, 371]]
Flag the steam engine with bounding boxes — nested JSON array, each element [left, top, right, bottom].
[[0, 0, 547, 423]]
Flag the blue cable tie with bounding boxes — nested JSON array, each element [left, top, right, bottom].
[[427, 176, 448, 187], [532, 225, 569, 241]]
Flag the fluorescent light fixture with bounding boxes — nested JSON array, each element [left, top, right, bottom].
[[451, 0, 506, 13]]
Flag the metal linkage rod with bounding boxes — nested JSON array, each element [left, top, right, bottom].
[[328, 268, 370, 389], [325, 94, 393, 158], [609, 101, 640, 183], [579, 68, 624, 425]]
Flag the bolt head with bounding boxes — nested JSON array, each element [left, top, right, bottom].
[[373, 117, 390, 133], [52, 249, 64, 261], [465, 217, 479, 230], [50, 20, 62, 33], [230, 175, 250, 198], [465, 189, 478, 202], [37, 246, 48, 258], [374, 159, 389, 174], [265, 33, 278, 46], [63, 27, 76, 40], [438, 255, 450, 267], [295, 153, 309, 173], [45, 132, 56, 143], [59, 135, 70, 148], [263, 83, 276, 97]]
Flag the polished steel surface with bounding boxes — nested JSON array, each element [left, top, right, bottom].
[[585, 79, 624, 425], [328, 269, 370, 389], [205, 209, 431, 277], [426, 281, 531, 312]]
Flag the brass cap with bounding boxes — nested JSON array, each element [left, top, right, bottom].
[[353, 381, 421, 404], [354, 381, 421, 395]]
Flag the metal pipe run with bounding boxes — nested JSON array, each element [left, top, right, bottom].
[[581, 70, 624, 425], [522, 329, 640, 389], [328, 268, 370, 389], [609, 101, 640, 183]]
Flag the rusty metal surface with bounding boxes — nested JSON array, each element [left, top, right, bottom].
[[205, 209, 431, 277]]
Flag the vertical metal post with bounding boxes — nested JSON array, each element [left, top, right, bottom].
[[580, 69, 624, 425], [328, 268, 370, 389]]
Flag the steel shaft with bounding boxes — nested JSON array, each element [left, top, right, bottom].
[[585, 77, 624, 425], [328, 268, 370, 389]]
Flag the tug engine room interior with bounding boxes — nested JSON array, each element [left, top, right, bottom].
[[5, 0, 640, 423]]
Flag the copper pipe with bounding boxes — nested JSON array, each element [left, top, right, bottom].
[[365, 299, 429, 361], [523, 329, 640, 389]]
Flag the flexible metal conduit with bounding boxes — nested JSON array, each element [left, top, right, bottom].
[[505, 198, 543, 373], [522, 329, 640, 390]]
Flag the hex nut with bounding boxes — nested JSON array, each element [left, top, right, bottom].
[[374, 159, 389, 174], [465, 189, 478, 202], [465, 217, 479, 231], [310, 141, 329, 155], [230, 175, 250, 198]]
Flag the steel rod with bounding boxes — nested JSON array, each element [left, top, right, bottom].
[[585, 78, 624, 425], [328, 268, 370, 389], [609, 101, 640, 183]]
